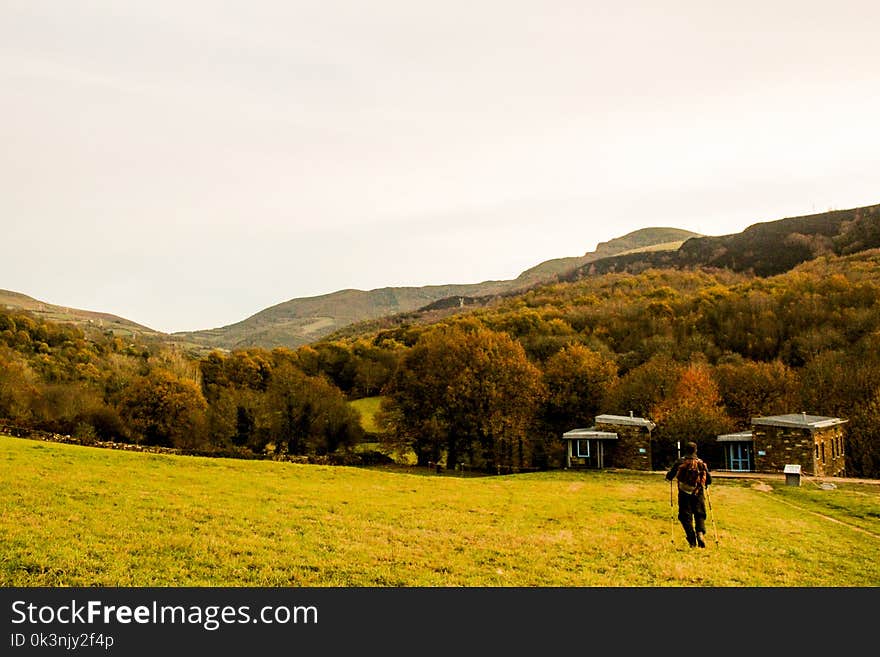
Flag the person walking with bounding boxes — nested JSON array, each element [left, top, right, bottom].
[[665, 441, 712, 548]]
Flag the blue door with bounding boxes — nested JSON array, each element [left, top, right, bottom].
[[727, 443, 753, 471]]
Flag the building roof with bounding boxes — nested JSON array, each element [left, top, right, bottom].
[[717, 431, 754, 442], [562, 428, 618, 440], [594, 413, 656, 430], [751, 413, 848, 430]]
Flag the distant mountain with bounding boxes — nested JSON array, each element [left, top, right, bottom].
[[0, 289, 161, 339], [514, 227, 699, 283], [173, 227, 698, 351], [172, 283, 514, 351]]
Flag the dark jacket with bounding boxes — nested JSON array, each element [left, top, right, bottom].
[[665, 455, 712, 492]]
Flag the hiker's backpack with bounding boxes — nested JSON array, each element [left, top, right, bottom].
[[676, 457, 707, 494]]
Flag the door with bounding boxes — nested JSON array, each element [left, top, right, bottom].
[[727, 443, 753, 471]]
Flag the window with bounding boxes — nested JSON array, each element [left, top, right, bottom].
[[576, 440, 590, 458]]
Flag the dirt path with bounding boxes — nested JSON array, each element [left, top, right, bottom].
[[753, 485, 880, 540]]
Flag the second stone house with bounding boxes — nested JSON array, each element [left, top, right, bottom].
[[751, 413, 848, 476], [563, 413, 656, 470], [716, 413, 848, 476]]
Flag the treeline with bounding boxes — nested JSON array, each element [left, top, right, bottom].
[[359, 251, 880, 477], [0, 312, 387, 459], [4, 248, 880, 477]]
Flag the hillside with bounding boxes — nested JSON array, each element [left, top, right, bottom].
[[335, 203, 880, 339], [564, 203, 880, 280], [173, 227, 696, 350], [0, 289, 161, 339], [329, 205, 878, 340]]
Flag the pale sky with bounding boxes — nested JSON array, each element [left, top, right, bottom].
[[2, 1, 879, 334]]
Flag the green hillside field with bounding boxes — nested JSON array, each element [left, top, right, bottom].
[[348, 396, 384, 435], [2, 435, 878, 587]]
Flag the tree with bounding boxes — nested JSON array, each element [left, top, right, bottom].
[[266, 362, 363, 456], [203, 384, 237, 448], [650, 360, 733, 468], [844, 389, 880, 478], [0, 347, 39, 423], [350, 338, 403, 398], [797, 349, 880, 478], [382, 323, 546, 472], [602, 354, 682, 419], [714, 358, 800, 428], [119, 369, 208, 448], [540, 344, 618, 465]]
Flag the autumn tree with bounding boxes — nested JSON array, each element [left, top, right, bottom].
[[382, 322, 546, 472], [602, 354, 683, 419], [119, 369, 208, 448], [266, 362, 363, 456], [0, 347, 39, 424], [843, 389, 880, 478], [650, 360, 733, 468], [350, 338, 403, 398], [797, 348, 880, 478], [714, 358, 800, 428], [540, 345, 618, 464]]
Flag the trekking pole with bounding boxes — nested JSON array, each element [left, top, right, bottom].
[[705, 485, 720, 547]]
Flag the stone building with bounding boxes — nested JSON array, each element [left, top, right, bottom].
[[750, 413, 847, 476], [563, 413, 656, 470]]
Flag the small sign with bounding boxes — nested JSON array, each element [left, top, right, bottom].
[[758, 450, 766, 456], [638, 448, 646, 453]]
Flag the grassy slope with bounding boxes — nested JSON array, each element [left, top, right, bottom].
[[512, 228, 699, 282], [2, 436, 878, 587], [349, 396, 384, 434], [171, 283, 517, 350]]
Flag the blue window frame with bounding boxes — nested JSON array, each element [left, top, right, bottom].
[[576, 439, 590, 458]]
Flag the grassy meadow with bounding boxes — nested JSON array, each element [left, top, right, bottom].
[[1, 434, 879, 587], [349, 395, 384, 434]]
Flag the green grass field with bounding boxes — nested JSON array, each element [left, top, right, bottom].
[[2, 435, 879, 587], [349, 396, 384, 434]]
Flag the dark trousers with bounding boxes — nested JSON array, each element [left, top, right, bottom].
[[677, 490, 707, 545]]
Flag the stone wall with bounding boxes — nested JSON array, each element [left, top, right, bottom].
[[814, 425, 847, 477], [753, 425, 812, 473], [595, 422, 652, 470]]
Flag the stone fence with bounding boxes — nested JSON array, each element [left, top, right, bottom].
[[0, 422, 391, 466]]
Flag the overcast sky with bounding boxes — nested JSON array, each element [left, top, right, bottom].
[[2, 1, 879, 334]]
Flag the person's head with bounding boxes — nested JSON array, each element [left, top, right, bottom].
[[683, 441, 697, 456]]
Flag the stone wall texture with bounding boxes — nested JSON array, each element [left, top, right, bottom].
[[595, 422, 652, 470], [752, 424, 846, 476]]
